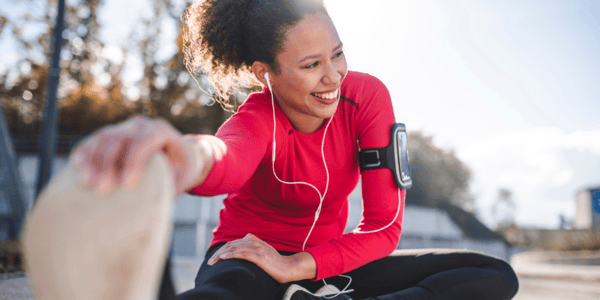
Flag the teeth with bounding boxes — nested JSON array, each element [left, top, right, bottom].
[[312, 89, 339, 100]]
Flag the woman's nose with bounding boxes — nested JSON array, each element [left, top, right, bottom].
[[321, 62, 344, 86]]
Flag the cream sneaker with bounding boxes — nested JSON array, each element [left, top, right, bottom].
[[22, 153, 175, 300]]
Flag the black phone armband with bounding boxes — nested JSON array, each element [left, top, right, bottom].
[[358, 123, 412, 189]]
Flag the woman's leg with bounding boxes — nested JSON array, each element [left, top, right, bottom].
[[342, 248, 519, 300], [178, 244, 320, 300]]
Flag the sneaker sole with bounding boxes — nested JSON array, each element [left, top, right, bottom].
[[22, 153, 175, 300], [282, 284, 312, 300]]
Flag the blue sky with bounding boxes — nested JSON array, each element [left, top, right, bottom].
[[324, 0, 600, 228], [2, 0, 599, 228]]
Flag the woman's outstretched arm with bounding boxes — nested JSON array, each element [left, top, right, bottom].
[[70, 115, 213, 196]]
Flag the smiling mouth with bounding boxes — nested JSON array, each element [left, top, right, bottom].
[[311, 89, 339, 100]]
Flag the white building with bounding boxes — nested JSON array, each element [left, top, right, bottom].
[[574, 187, 600, 230]]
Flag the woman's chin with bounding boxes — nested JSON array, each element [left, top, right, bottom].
[[321, 99, 340, 118]]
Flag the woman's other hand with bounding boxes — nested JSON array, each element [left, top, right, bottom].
[[70, 116, 212, 196], [207, 234, 317, 283]]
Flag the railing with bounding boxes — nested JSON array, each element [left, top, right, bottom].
[[0, 106, 29, 241], [9, 133, 86, 155], [0, 129, 86, 241]]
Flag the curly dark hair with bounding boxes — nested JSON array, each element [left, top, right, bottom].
[[182, 0, 328, 107]]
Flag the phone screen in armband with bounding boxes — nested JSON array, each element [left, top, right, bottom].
[[394, 126, 412, 189], [358, 123, 412, 190]]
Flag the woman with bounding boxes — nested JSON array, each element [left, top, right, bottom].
[[72, 0, 519, 299]]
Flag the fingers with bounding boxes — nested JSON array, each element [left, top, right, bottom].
[[93, 130, 128, 193], [206, 234, 295, 283], [72, 125, 121, 191], [207, 234, 262, 266], [121, 119, 167, 187], [71, 116, 186, 194]]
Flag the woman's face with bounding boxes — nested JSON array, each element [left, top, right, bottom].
[[268, 12, 347, 133]]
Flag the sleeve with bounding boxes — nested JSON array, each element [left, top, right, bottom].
[[188, 103, 272, 196], [306, 75, 405, 280]]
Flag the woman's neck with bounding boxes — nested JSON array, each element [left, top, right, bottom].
[[288, 116, 327, 134], [273, 97, 327, 134]]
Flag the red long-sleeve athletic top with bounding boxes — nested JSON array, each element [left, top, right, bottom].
[[189, 71, 405, 280]]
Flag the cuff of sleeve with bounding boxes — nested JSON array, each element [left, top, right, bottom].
[[188, 135, 226, 196], [306, 242, 343, 281]]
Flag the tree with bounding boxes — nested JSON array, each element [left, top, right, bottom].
[[0, 0, 245, 137], [491, 188, 517, 230], [406, 131, 474, 211], [1, 0, 133, 134], [127, 0, 240, 135]]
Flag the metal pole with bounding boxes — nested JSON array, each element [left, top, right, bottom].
[[35, 0, 65, 199], [0, 104, 30, 239]]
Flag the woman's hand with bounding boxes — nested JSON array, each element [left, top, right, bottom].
[[207, 234, 317, 283], [70, 116, 212, 196]]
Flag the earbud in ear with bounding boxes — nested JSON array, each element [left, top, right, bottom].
[[265, 72, 274, 91]]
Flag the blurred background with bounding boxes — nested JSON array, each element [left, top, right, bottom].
[[0, 0, 599, 293]]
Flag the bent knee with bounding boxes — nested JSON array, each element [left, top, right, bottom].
[[464, 252, 520, 299], [198, 259, 275, 288], [497, 259, 519, 298], [480, 256, 519, 299]]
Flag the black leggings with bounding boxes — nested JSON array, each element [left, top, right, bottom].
[[178, 243, 519, 300]]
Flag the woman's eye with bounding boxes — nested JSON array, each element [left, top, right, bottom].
[[304, 61, 320, 69], [303, 51, 343, 69]]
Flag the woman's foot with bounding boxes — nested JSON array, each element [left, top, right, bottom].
[[22, 153, 176, 300]]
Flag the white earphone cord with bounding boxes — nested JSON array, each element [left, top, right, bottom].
[[266, 73, 333, 251], [265, 72, 401, 298]]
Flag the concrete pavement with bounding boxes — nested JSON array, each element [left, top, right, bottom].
[[513, 277, 600, 300], [510, 250, 600, 282], [0, 275, 33, 300]]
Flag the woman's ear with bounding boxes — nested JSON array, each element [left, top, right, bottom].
[[252, 61, 271, 86]]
